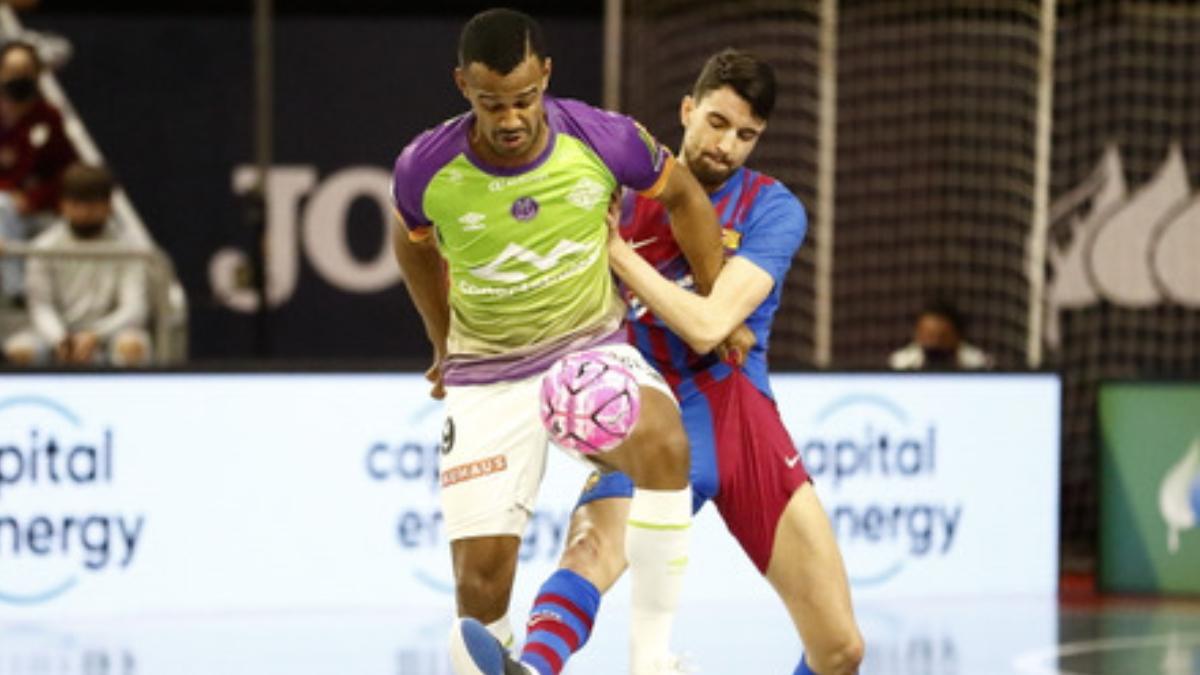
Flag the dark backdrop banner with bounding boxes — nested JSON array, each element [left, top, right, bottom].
[[26, 14, 602, 360]]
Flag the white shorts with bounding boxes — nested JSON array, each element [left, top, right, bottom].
[[438, 343, 674, 541]]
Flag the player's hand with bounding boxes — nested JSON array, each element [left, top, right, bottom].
[[605, 189, 622, 233], [716, 324, 755, 366], [425, 354, 446, 400]]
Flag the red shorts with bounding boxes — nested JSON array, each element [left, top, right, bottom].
[[701, 370, 810, 572]]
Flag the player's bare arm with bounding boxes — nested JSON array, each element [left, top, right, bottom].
[[651, 160, 724, 295], [391, 217, 451, 399], [609, 233, 774, 354]]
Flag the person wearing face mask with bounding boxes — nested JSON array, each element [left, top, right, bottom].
[[888, 299, 992, 371], [0, 39, 77, 306], [2, 162, 151, 367]]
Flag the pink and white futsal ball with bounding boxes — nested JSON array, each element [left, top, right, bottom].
[[539, 350, 642, 455]]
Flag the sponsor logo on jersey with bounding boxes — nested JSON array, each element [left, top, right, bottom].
[[458, 212, 486, 231], [440, 455, 508, 487], [467, 239, 592, 284], [488, 171, 551, 193]]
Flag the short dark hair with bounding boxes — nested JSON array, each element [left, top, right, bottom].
[[62, 163, 115, 203], [0, 39, 42, 72], [458, 8, 547, 75], [691, 48, 776, 121], [919, 299, 966, 336]]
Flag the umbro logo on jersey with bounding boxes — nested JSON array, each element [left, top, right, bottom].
[[458, 212, 487, 231]]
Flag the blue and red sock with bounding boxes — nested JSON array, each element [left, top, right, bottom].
[[519, 569, 600, 675]]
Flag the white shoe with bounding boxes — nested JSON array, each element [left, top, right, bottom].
[[447, 618, 535, 675]]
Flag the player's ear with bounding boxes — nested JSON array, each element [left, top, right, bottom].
[[540, 57, 552, 92], [680, 95, 695, 129], [453, 67, 469, 99]]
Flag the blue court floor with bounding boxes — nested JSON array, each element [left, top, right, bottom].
[[3, 596, 1199, 674]]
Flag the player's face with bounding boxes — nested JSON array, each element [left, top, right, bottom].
[[456, 54, 551, 164], [679, 85, 766, 189]]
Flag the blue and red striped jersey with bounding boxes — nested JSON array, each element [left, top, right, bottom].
[[618, 166, 807, 401]]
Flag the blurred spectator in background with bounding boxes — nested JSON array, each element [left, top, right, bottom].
[[3, 162, 151, 367], [889, 299, 993, 371], [0, 39, 76, 305], [1, 1, 73, 70]]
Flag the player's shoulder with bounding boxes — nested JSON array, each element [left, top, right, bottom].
[[393, 113, 471, 181], [742, 168, 805, 220], [546, 96, 633, 134], [546, 96, 670, 192], [545, 96, 655, 155], [743, 167, 799, 202]]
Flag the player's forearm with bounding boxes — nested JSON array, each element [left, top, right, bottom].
[[660, 167, 723, 295], [392, 223, 450, 356], [610, 238, 732, 354]]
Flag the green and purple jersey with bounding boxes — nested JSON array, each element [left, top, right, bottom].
[[392, 96, 673, 385]]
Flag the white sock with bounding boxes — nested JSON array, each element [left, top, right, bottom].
[[625, 487, 692, 674], [485, 615, 514, 649]]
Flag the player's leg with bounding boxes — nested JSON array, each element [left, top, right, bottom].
[[708, 373, 863, 675], [451, 535, 523, 633], [518, 379, 723, 674], [518, 475, 632, 675], [592, 350, 692, 674], [441, 377, 550, 648], [766, 485, 864, 675]]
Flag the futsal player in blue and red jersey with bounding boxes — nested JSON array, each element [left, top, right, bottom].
[[455, 49, 865, 675]]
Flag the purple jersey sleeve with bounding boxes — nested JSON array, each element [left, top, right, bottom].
[[736, 184, 808, 286], [391, 115, 470, 233], [546, 97, 673, 194]]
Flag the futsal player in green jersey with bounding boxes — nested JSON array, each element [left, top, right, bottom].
[[391, 9, 730, 674]]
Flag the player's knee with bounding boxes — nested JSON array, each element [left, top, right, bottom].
[[812, 631, 865, 675], [455, 567, 511, 621], [559, 523, 625, 591], [647, 419, 689, 481]]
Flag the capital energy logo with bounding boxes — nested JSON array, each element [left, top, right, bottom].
[[364, 401, 568, 594], [1159, 437, 1200, 554], [0, 396, 146, 606], [799, 394, 962, 587]]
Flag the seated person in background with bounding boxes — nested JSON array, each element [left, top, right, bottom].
[[1, 1, 73, 70], [0, 39, 77, 305], [889, 299, 993, 370], [3, 162, 151, 367]]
